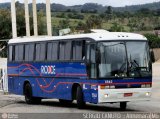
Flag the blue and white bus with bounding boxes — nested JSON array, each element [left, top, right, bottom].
[[8, 30, 152, 110]]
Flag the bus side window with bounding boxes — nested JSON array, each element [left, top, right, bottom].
[[25, 44, 34, 61], [35, 44, 41, 61], [72, 41, 82, 60], [15, 45, 24, 61], [90, 44, 96, 63], [90, 44, 97, 78], [40, 43, 46, 61], [59, 41, 65, 60], [9, 45, 13, 61], [65, 41, 72, 60], [35, 43, 46, 61], [47, 42, 58, 61], [59, 41, 72, 61], [47, 43, 52, 60], [52, 42, 58, 60], [86, 43, 97, 78], [15, 45, 18, 61]]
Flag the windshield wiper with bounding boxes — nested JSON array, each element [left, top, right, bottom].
[[128, 59, 142, 77]]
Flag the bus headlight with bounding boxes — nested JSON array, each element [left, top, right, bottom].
[[104, 94, 109, 98], [145, 92, 150, 96]]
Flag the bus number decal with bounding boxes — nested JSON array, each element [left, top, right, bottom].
[[105, 80, 113, 84]]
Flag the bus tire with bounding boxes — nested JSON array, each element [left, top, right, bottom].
[[24, 83, 41, 104], [120, 102, 127, 111], [59, 99, 73, 106], [76, 86, 85, 109]]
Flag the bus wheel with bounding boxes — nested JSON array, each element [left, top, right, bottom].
[[59, 99, 73, 106], [24, 83, 41, 104], [76, 86, 85, 109], [120, 102, 127, 111]]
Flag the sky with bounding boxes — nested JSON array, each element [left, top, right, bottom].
[[0, 0, 160, 7]]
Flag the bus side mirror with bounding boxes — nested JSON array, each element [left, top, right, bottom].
[[150, 50, 155, 63]]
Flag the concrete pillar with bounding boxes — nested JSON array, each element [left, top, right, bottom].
[[24, 0, 30, 37], [32, 0, 38, 36], [46, 0, 52, 36], [11, 0, 17, 38]]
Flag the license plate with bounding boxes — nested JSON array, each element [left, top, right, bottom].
[[124, 93, 133, 97]]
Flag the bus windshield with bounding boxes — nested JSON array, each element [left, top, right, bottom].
[[97, 41, 151, 78]]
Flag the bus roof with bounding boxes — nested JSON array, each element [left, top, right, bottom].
[[8, 32, 147, 44]]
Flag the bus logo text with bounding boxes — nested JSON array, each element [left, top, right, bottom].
[[41, 65, 56, 75]]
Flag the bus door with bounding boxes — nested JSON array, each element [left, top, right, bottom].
[[86, 43, 98, 103]]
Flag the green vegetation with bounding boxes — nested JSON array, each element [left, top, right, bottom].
[[144, 34, 160, 48], [0, 2, 160, 57]]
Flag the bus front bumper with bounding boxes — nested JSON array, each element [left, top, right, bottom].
[[98, 87, 152, 103]]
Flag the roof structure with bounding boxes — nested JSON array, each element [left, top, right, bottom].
[[9, 31, 147, 44]]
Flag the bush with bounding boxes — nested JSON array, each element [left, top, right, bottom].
[[67, 13, 84, 20], [144, 33, 160, 48]]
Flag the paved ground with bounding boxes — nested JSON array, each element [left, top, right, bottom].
[[0, 80, 159, 113], [0, 64, 160, 118]]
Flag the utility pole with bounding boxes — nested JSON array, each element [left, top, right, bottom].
[[24, 0, 30, 37], [11, 0, 17, 38], [46, 0, 52, 36], [32, 0, 38, 36]]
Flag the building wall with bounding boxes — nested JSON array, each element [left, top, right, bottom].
[[153, 48, 160, 62], [0, 58, 7, 92]]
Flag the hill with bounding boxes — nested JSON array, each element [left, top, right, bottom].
[[114, 2, 160, 12], [0, 2, 10, 9], [0, 2, 160, 13]]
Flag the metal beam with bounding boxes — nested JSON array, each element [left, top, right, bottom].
[[11, 0, 17, 38]]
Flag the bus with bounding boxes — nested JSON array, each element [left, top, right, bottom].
[[8, 30, 152, 110]]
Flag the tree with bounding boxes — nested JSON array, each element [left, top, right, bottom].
[[37, 10, 47, 35], [110, 23, 124, 32], [66, 9, 71, 12], [0, 9, 12, 57], [56, 12, 65, 18], [86, 15, 102, 29], [99, 13, 105, 19], [106, 6, 112, 14], [0, 9, 12, 39], [105, 6, 113, 20], [156, 9, 160, 16], [16, 2, 26, 36], [76, 21, 86, 30], [59, 18, 70, 29], [138, 8, 151, 14], [144, 33, 160, 48], [0, 2, 27, 57]]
